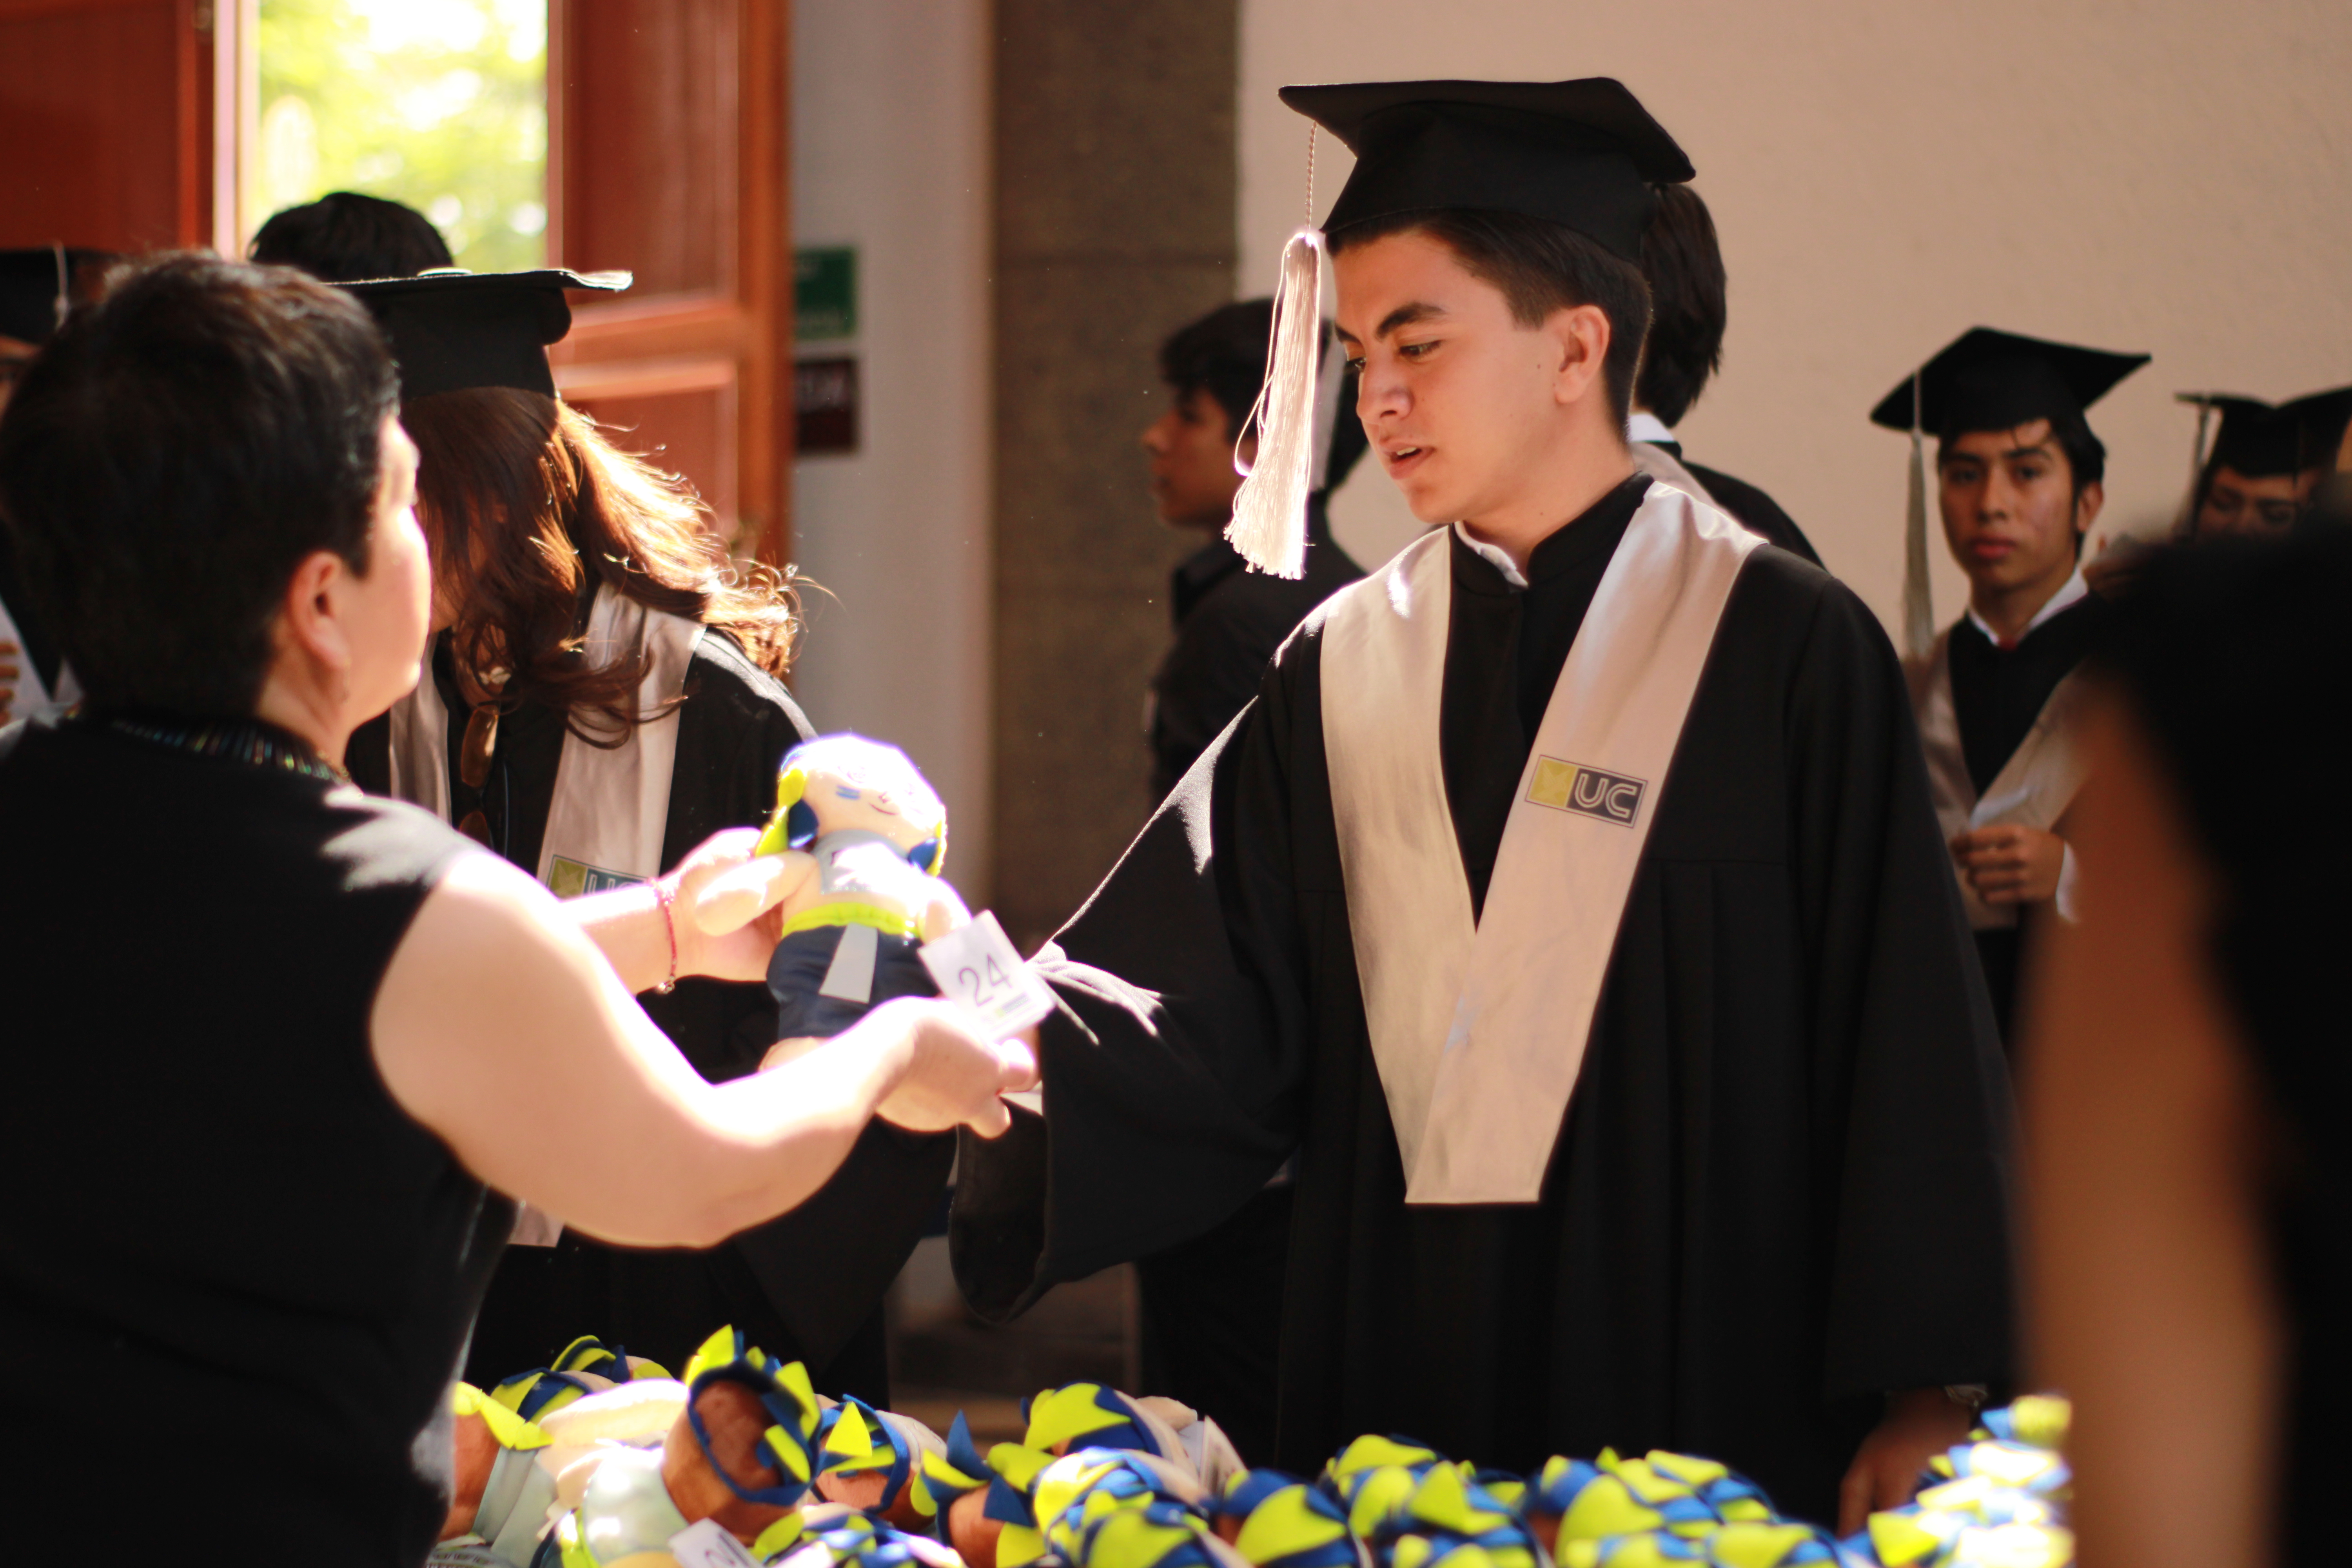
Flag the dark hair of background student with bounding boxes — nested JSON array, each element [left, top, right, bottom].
[[1159, 298, 1273, 441], [399, 388, 801, 740], [0, 252, 395, 715], [1327, 207, 1652, 427], [250, 192, 455, 283], [1635, 183, 1726, 428]]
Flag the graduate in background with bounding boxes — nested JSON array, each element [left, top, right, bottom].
[[1877, 328, 2145, 1048], [337, 271, 946, 1404], [953, 79, 2012, 1529], [2173, 387, 2352, 541], [0, 247, 110, 725], [250, 190, 454, 283], [1142, 298, 1365, 800], [1625, 185, 1822, 566]]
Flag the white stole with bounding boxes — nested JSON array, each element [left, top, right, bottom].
[[1630, 440, 1720, 510], [382, 581, 707, 894], [1320, 481, 1760, 1204], [1908, 630, 2090, 932]]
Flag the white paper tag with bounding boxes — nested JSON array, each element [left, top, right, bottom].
[[920, 910, 1056, 1035], [670, 1518, 766, 1568]]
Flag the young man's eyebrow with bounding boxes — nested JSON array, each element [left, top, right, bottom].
[[1375, 301, 1445, 339]]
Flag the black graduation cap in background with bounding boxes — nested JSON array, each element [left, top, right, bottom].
[[0, 247, 116, 345], [1278, 78, 1694, 262], [2176, 387, 2352, 478], [1869, 327, 2149, 438], [337, 267, 630, 399]]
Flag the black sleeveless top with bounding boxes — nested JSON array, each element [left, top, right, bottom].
[[2107, 532, 2352, 1551], [0, 717, 504, 1565]]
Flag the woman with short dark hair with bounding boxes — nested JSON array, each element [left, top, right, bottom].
[[0, 253, 1028, 1566]]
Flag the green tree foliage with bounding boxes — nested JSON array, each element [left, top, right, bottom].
[[258, 0, 546, 272]]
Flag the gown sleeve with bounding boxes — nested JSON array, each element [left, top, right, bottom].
[[1789, 581, 2017, 1396], [954, 632, 1325, 1321]]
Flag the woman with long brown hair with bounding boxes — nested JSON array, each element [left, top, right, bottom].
[[342, 270, 952, 1409]]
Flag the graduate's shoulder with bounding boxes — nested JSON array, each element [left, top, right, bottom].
[[1723, 541, 1900, 668], [684, 625, 817, 742]]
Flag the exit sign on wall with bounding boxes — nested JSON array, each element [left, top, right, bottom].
[[795, 247, 856, 341]]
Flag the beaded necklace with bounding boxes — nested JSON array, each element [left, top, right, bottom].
[[101, 713, 351, 787]]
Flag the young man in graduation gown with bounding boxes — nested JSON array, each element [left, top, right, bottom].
[[951, 80, 2014, 1529], [1626, 186, 1822, 566], [0, 248, 109, 726], [1874, 328, 2145, 1048]]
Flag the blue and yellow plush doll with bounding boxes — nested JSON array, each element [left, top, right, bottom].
[[695, 734, 970, 1047]]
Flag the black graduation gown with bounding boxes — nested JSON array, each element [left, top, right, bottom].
[[348, 626, 954, 1402], [1943, 593, 2110, 1044], [953, 476, 2014, 1522], [1637, 438, 1824, 568], [1149, 498, 1363, 798]]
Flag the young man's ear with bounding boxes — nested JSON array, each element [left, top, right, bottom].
[[1547, 303, 1614, 410], [2073, 480, 2106, 534]]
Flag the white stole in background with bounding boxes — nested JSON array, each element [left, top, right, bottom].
[[383, 582, 706, 893], [1320, 481, 1760, 1205], [1909, 631, 2089, 932]]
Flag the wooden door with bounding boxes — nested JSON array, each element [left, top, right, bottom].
[[543, 0, 793, 568], [0, 0, 232, 254]]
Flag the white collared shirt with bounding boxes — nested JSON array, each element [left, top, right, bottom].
[[1625, 410, 1676, 446], [1967, 568, 2089, 649]]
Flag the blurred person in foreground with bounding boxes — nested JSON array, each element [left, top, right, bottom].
[[0, 246, 111, 723], [2026, 510, 2352, 1566], [1143, 298, 1365, 800], [1876, 328, 2146, 1051], [1625, 184, 1821, 566], [332, 270, 940, 1404], [250, 189, 454, 282], [0, 253, 1030, 1564]]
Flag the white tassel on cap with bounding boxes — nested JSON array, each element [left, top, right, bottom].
[[1225, 226, 1325, 579], [2173, 396, 2215, 538], [1900, 372, 1935, 659]]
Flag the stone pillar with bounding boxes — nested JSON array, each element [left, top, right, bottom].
[[989, 0, 1239, 950]]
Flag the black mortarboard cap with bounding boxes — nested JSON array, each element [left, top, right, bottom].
[[0, 247, 116, 344], [1870, 327, 2147, 437], [338, 267, 630, 399], [2176, 386, 2352, 477], [1278, 78, 1694, 261]]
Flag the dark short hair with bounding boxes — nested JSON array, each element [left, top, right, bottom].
[[1634, 185, 1725, 427], [250, 191, 453, 282], [1160, 298, 1272, 441], [0, 253, 397, 716], [1328, 208, 1651, 427]]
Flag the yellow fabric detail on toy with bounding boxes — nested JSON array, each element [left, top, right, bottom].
[[1719, 1498, 1773, 1523], [1346, 1466, 1421, 1539], [1390, 1537, 1433, 1568], [1085, 1509, 1205, 1568], [1235, 1485, 1350, 1566], [1033, 1453, 1127, 1525], [827, 1402, 876, 1459], [1606, 1458, 1692, 1507], [683, 1326, 739, 1386], [1026, 1384, 1131, 1451], [1868, 1510, 1945, 1565], [1556, 1546, 1601, 1568], [1481, 1477, 1527, 1510], [451, 1382, 553, 1451], [1956, 1523, 2073, 1568], [766, 1424, 814, 1483], [756, 768, 810, 856], [1645, 1452, 1728, 1488], [990, 1442, 1056, 1491], [995, 1523, 1049, 1568], [754, 1515, 808, 1559], [1558, 1475, 1664, 1542], [2007, 1396, 2071, 1451], [1712, 1524, 1817, 1568], [1408, 1464, 1508, 1535], [1330, 1435, 1439, 1479], [1970, 1443, 2061, 1489], [555, 1512, 597, 1568], [780, 901, 922, 940], [1916, 1475, 1994, 1515], [1588, 1540, 1674, 1568]]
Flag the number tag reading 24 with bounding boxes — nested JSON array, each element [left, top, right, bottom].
[[920, 910, 1057, 1036]]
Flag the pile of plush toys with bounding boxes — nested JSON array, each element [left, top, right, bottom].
[[428, 1332, 2074, 1568]]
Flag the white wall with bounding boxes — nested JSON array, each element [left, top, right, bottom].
[[1244, 0, 2352, 632], [790, 0, 995, 902]]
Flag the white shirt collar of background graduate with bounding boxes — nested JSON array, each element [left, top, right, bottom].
[[1321, 481, 1760, 1203], [385, 581, 706, 894], [1965, 568, 2087, 649], [1625, 410, 1676, 446]]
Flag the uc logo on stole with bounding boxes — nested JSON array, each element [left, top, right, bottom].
[[1526, 756, 1645, 826]]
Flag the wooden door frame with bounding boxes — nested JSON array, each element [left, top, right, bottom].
[[544, 0, 793, 569]]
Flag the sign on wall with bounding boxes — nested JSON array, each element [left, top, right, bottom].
[[795, 246, 857, 341], [795, 356, 859, 455]]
